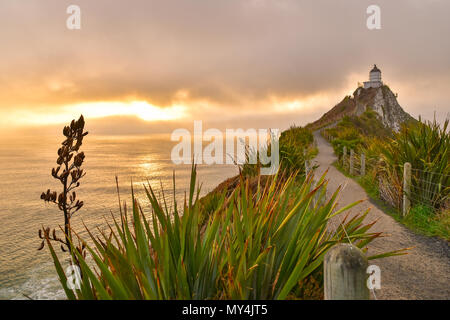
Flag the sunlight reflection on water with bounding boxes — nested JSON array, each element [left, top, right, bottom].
[[0, 133, 237, 299]]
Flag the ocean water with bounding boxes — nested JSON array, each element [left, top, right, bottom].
[[0, 133, 238, 299]]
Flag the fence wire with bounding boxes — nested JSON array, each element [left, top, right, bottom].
[[337, 147, 449, 213]]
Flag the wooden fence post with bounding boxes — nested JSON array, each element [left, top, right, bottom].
[[349, 149, 354, 175], [324, 243, 369, 300], [342, 146, 347, 168], [403, 162, 411, 216], [361, 152, 365, 176]]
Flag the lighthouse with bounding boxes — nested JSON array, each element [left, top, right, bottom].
[[363, 64, 383, 89]]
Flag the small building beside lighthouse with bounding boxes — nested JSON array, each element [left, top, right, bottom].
[[363, 64, 383, 89]]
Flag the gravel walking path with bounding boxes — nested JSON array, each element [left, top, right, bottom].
[[313, 131, 450, 300]]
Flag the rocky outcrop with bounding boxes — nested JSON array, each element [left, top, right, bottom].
[[308, 85, 414, 131], [353, 85, 414, 131]]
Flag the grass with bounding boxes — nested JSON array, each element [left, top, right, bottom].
[[326, 110, 449, 241], [241, 125, 316, 177], [324, 109, 391, 157], [404, 206, 449, 239], [45, 165, 405, 300], [334, 161, 449, 240], [375, 118, 449, 210]]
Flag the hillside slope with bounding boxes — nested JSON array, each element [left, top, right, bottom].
[[307, 85, 414, 131]]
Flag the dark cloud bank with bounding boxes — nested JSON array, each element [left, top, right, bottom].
[[0, 0, 449, 133]]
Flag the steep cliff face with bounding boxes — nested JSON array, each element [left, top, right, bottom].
[[353, 85, 413, 131], [308, 85, 414, 131]]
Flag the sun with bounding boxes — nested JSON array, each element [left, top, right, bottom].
[[68, 101, 186, 121], [5, 100, 187, 127]]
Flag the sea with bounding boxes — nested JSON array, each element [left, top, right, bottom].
[[0, 133, 238, 299]]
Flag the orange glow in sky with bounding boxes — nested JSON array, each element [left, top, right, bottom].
[[6, 101, 187, 126]]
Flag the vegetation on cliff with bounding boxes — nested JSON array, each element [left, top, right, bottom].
[[324, 113, 449, 239], [241, 125, 316, 177], [46, 165, 403, 300], [307, 85, 414, 132]]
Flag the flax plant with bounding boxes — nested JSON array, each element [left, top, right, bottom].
[[39, 115, 88, 254], [45, 166, 405, 300], [377, 118, 449, 210]]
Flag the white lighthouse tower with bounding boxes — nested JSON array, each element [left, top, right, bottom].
[[363, 64, 383, 89]]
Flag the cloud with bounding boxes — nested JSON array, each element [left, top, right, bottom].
[[0, 0, 449, 129]]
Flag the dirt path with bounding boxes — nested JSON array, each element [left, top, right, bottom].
[[312, 131, 450, 300]]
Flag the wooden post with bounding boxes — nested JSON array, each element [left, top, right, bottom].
[[403, 162, 411, 216], [360, 153, 365, 176], [349, 149, 354, 175], [324, 243, 369, 300], [342, 146, 347, 168]]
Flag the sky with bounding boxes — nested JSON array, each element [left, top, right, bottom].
[[0, 0, 449, 135]]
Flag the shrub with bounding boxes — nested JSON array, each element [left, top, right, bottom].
[[377, 118, 449, 211], [45, 166, 405, 300], [241, 126, 315, 177], [325, 110, 391, 158]]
